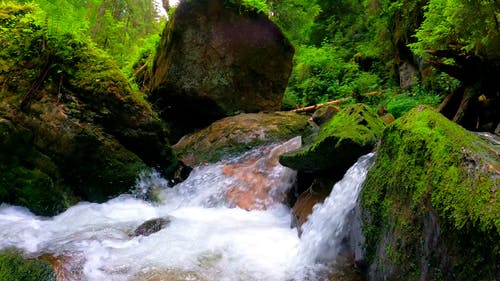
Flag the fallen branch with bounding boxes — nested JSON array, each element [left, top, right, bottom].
[[290, 98, 351, 113]]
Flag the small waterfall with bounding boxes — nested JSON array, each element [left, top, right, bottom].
[[297, 153, 376, 268]]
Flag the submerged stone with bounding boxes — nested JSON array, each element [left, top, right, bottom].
[[133, 217, 172, 237], [149, 0, 294, 141], [361, 106, 499, 280]]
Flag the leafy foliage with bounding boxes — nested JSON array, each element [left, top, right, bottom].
[[410, 0, 500, 59]]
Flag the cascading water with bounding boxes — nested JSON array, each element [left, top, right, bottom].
[[296, 153, 376, 277], [0, 137, 376, 281]]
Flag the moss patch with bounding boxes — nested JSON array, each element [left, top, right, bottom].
[[361, 106, 499, 280], [279, 103, 385, 174], [0, 249, 55, 281]]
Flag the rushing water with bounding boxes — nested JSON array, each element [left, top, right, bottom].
[[0, 138, 376, 281]]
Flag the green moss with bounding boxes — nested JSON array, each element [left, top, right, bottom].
[[361, 106, 499, 280], [279, 103, 385, 173], [61, 127, 149, 202], [0, 167, 69, 216], [0, 249, 55, 281]]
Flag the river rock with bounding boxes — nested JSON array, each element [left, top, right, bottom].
[[173, 112, 312, 167], [279, 104, 385, 175], [133, 217, 172, 237], [149, 0, 294, 141], [361, 106, 499, 280], [0, 5, 180, 215], [292, 179, 334, 235]]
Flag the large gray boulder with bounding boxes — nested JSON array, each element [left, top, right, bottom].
[[149, 0, 294, 141]]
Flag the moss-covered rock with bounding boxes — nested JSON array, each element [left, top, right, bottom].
[[0, 249, 55, 281], [173, 112, 312, 166], [361, 106, 499, 280], [279, 104, 385, 174], [0, 3, 180, 214]]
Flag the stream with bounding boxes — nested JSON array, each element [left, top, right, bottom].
[[0, 138, 375, 281]]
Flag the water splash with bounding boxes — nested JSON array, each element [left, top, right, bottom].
[[0, 139, 376, 280], [0, 139, 302, 281]]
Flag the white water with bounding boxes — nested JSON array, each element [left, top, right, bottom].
[[298, 153, 376, 266], [0, 139, 376, 281]]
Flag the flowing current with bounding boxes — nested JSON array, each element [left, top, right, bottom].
[[0, 138, 375, 281]]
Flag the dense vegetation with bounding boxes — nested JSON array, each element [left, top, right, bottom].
[[3, 0, 497, 127]]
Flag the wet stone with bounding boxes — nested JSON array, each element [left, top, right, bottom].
[[133, 217, 172, 237]]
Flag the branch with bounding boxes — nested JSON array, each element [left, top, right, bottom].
[[290, 98, 351, 113]]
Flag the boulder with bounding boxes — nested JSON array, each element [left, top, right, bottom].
[[149, 0, 294, 141], [361, 106, 499, 280], [0, 5, 180, 215], [173, 112, 312, 167], [279, 104, 385, 175]]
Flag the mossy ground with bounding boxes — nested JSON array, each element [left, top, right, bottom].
[[361, 106, 499, 280]]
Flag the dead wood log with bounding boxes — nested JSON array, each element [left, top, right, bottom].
[[290, 98, 351, 113]]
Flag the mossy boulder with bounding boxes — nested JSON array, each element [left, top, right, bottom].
[[173, 112, 312, 166], [0, 249, 55, 281], [149, 0, 294, 141], [279, 104, 385, 174], [361, 106, 499, 280], [0, 4, 180, 215]]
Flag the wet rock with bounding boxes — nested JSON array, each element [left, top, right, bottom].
[[133, 268, 206, 281], [149, 0, 294, 141], [133, 217, 172, 237], [292, 179, 334, 235], [279, 104, 385, 175], [173, 112, 312, 167], [223, 137, 301, 210], [361, 106, 500, 280]]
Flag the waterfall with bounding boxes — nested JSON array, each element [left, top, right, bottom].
[[0, 139, 377, 281], [297, 153, 376, 268]]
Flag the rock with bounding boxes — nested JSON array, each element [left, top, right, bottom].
[[361, 106, 499, 280], [133, 268, 207, 281], [173, 112, 312, 167], [279, 104, 385, 175], [398, 61, 419, 89], [0, 5, 180, 215], [223, 137, 301, 210], [311, 105, 340, 126], [379, 113, 395, 124], [0, 249, 56, 281], [292, 179, 334, 235], [149, 0, 294, 141], [133, 217, 172, 237]]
